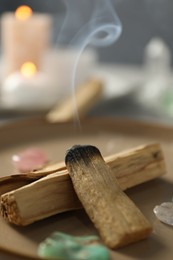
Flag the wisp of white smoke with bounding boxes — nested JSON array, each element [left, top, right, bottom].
[[56, 0, 122, 124]]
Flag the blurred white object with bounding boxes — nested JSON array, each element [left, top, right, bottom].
[[1, 71, 58, 111], [136, 37, 173, 115], [42, 48, 98, 99], [144, 37, 172, 74], [94, 64, 142, 99], [0, 48, 98, 112]]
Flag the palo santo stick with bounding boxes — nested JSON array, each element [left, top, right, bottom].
[[0, 161, 66, 196], [46, 79, 102, 123], [0, 143, 165, 196], [65, 145, 152, 249], [0, 143, 165, 226]]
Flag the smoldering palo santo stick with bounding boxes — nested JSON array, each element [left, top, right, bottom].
[[65, 145, 152, 249], [0, 144, 165, 226]]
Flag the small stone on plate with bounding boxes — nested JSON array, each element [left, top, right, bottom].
[[38, 232, 110, 260], [153, 202, 173, 226], [12, 148, 48, 173]]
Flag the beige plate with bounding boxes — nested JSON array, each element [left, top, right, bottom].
[[0, 117, 173, 259]]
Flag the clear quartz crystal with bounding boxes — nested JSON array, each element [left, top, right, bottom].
[[153, 202, 173, 226], [137, 38, 173, 115], [144, 37, 171, 75]]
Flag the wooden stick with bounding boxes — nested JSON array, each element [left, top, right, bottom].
[[46, 79, 103, 123], [0, 143, 165, 196], [0, 143, 165, 226], [0, 161, 66, 196], [65, 145, 152, 249]]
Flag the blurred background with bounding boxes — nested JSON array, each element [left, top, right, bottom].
[[0, 0, 173, 124], [0, 0, 173, 64]]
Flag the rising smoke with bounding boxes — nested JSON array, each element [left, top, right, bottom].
[[58, 0, 121, 47], [56, 0, 122, 123]]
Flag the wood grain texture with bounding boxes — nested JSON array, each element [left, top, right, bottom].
[[65, 145, 152, 249], [0, 143, 165, 196], [0, 143, 165, 226]]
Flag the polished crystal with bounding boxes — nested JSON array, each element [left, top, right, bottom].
[[38, 232, 110, 260], [153, 202, 173, 226]]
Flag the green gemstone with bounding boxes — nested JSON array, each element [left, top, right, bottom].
[[38, 232, 110, 260]]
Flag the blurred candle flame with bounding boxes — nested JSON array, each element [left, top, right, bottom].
[[20, 62, 37, 78], [15, 5, 32, 20]]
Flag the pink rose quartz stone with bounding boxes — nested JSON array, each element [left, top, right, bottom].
[[12, 148, 48, 173]]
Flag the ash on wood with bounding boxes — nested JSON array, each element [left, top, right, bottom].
[[65, 145, 152, 249]]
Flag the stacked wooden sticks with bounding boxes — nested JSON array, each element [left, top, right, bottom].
[[0, 143, 166, 249]]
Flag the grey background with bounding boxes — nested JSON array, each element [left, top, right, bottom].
[[0, 0, 173, 65]]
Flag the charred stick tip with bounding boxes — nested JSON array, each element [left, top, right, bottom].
[[65, 145, 102, 166]]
